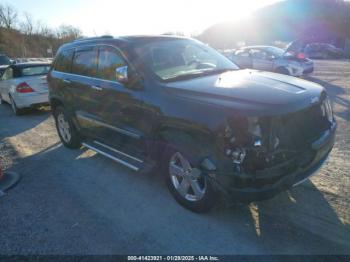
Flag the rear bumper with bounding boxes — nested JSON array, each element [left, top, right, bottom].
[[213, 121, 336, 202], [13, 91, 49, 108]]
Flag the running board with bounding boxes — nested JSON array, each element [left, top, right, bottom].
[[82, 142, 140, 171]]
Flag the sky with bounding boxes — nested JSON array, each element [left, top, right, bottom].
[[7, 0, 280, 36]]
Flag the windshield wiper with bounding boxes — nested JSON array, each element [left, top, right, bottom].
[[164, 68, 234, 82]]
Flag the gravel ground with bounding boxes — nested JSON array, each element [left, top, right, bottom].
[[0, 60, 349, 255]]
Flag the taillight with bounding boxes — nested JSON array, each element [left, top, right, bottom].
[[16, 82, 34, 93], [297, 53, 306, 59]]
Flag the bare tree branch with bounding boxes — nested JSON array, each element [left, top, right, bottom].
[[0, 4, 18, 29], [20, 12, 34, 35]]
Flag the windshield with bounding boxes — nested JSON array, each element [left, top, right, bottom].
[[0, 55, 11, 66], [134, 39, 238, 81]]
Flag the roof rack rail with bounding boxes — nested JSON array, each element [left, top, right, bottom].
[[73, 35, 114, 42]]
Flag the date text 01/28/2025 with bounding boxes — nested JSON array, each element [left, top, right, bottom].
[[127, 256, 219, 261]]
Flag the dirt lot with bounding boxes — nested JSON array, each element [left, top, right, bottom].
[[0, 60, 349, 255]]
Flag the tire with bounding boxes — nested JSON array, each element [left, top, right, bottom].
[[162, 145, 217, 213], [0, 94, 4, 105], [53, 106, 81, 149], [275, 67, 290, 75], [9, 95, 24, 115]]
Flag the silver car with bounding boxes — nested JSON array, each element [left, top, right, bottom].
[[0, 62, 51, 115], [227, 46, 314, 77]]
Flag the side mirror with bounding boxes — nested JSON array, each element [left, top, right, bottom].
[[115, 66, 128, 84]]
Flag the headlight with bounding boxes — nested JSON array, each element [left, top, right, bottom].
[[322, 97, 334, 123]]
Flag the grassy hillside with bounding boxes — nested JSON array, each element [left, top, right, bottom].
[[0, 28, 59, 58]]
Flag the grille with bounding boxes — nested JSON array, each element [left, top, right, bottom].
[[272, 102, 331, 151]]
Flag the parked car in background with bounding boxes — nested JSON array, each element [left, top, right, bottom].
[[0, 54, 11, 77], [48, 36, 335, 212], [227, 46, 314, 76], [286, 40, 345, 60], [304, 43, 344, 59], [0, 62, 51, 115]]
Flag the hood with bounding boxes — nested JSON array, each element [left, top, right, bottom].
[[164, 69, 325, 116]]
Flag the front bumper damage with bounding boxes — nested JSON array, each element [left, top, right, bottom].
[[208, 121, 336, 202]]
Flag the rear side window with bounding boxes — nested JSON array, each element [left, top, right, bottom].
[[72, 48, 97, 77], [54, 49, 74, 73], [97, 46, 126, 81]]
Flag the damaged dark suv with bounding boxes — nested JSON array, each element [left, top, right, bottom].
[[48, 35, 336, 212]]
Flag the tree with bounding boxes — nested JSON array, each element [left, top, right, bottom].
[[56, 24, 82, 41], [20, 12, 34, 35], [0, 4, 18, 29]]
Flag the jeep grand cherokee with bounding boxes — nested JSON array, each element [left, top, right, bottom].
[[48, 35, 336, 212]]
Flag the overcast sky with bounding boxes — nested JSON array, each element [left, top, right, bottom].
[[8, 0, 280, 36]]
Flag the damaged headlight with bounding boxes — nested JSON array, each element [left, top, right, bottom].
[[321, 97, 334, 123], [221, 117, 265, 166], [248, 117, 263, 147], [220, 116, 283, 173]]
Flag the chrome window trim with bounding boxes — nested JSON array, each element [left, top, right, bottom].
[[53, 43, 136, 85], [52, 71, 125, 86]]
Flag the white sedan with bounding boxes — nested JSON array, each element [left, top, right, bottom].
[[0, 62, 51, 115]]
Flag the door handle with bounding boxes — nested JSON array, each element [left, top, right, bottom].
[[91, 85, 102, 91], [63, 79, 71, 84]]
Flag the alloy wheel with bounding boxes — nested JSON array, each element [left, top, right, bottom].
[[169, 152, 206, 202], [57, 113, 72, 143]]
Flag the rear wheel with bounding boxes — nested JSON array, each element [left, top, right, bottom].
[[9, 95, 24, 115], [163, 146, 216, 213], [53, 106, 81, 149]]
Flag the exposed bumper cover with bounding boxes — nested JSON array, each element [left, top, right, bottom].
[[214, 121, 336, 202]]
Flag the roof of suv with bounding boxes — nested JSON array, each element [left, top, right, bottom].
[[60, 35, 189, 50]]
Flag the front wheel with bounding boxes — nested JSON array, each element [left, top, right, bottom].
[[53, 106, 81, 149], [163, 147, 217, 213], [275, 67, 290, 75]]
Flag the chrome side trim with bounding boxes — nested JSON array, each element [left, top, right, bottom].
[[76, 114, 140, 139], [93, 140, 143, 163], [82, 142, 139, 171]]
